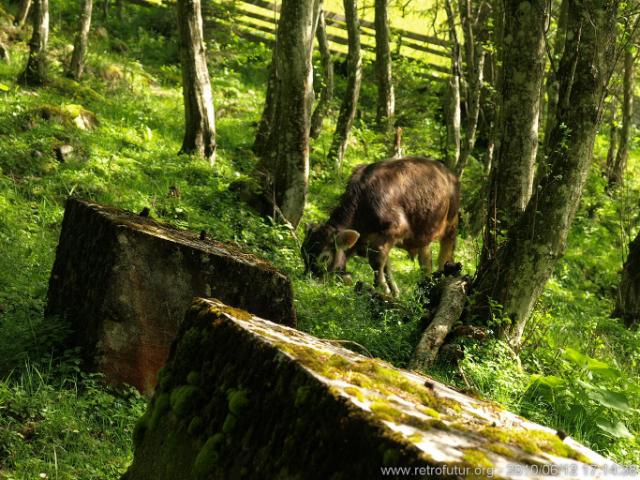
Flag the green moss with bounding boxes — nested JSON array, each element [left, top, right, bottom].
[[170, 385, 200, 418], [343, 386, 365, 402], [462, 449, 493, 469], [193, 434, 224, 479], [222, 413, 237, 434], [418, 406, 440, 419], [382, 448, 400, 466], [227, 389, 249, 415], [188, 416, 204, 436], [187, 371, 201, 386], [148, 393, 171, 430], [211, 304, 253, 321], [132, 412, 149, 447], [157, 367, 171, 391], [295, 386, 312, 407], [486, 442, 515, 457]]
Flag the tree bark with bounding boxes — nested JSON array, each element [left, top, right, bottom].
[[473, 0, 619, 347], [19, 0, 48, 86], [605, 99, 619, 177], [374, 0, 394, 129], [481, 0, 546, 260], [310, 10, 334, 139], [328, 0, 362, 168], [456, 0, 488, 177], [542, 0, 568, 155], [67, 0, 93, 81], [608, 48, 633, 188], [254, 0, 322, 227], [176, 0, 216, 164], [409, 277, 468, 370], [613, 230, 640, 327], [443, 0, 461, 171], [14, 0, 31, 26]]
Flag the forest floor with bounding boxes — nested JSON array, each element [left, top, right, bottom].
[[0, 3, 639, 479]]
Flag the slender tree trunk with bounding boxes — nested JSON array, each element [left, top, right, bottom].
[[19, 0, 48, 86], [14, 0, 31, 26], [328, 0, 362, 168], [176, 0, 216, 164], [254, 0, 322, 227], [608, 48, 634, 188], [443, 0, 461, 171], [253, 62, 278, 157], [542, 0, 568, 154], [102, 0, 109, 20], [67, 0, 93, 81], [481, 0, 546, 260], [374, 0, 394, 129], [472, 0, 619, 347], [605, 100, 619, 177], [456, 0, 488, 176], [310, 10, 334, 139], [613, 230, 640, 327]]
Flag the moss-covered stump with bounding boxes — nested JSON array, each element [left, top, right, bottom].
[[46, 198, 296, 394], [124, 298, 622, 480]]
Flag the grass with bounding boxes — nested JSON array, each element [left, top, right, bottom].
[[0, 0, 639, 477]]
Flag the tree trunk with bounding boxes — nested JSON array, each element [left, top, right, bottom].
[[409, 277, 468, 370], [310, 10, 334, 139], [102, 0, 109, 20], [473, 0, 619, 347], [605, 100, 619, 177], [613, 230, 640, 327], [176, 0, 216, 164], [19, 0, 48, 86], [67, 0, 93, 81], [542, 0, 568, 154], [253, 62, 278, 157], [481, 0, 546, 260], [254, 0, 322, 227], [328, 0, 362, 168], [14, 0, 31, 26], [608, 48, 633, 188], [374, 0, 394, 129], [443, 0, 461, 171], [456, 0, 488, 177]]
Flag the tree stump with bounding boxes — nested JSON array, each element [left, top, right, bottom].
[[123, 298, 620, 479], [46, 198, 296, 394]]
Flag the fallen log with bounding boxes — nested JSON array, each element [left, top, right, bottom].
[[409, 276, 468, 370]]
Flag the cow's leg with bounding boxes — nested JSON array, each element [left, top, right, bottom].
[[384, 261, 400, 297], [367, 246, 391, 295], [417, 245, 433, 275], [437, 226, 457, 271]]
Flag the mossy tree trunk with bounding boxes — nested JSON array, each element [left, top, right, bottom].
[[443, 0, 461, 171], [67, 0, 93, 81], [310, 10, 334, 139], [472, 0, 620, 347], [613, 230, 640, 327], [177, 0, 216, 164], [480, 0, 546, 261], [14, 0, 31, 26], [19, 0, 48, 86], [328, 0, 362, 168], [374, 0, 394, 129], [607, 47, 634, 188], [254, 0, 322, 227], [605, 99, 620, 177]]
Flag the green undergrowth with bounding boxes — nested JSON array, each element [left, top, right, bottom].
[[0, 0, 639, 477]]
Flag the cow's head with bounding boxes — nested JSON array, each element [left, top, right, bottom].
[[301, 224, 360, 277]]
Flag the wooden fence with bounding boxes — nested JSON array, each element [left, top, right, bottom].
[[202, 0, 451, 82]]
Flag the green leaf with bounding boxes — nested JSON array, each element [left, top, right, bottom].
[[596, 419, 633, 439], [587, 389, 633, 412], [0, 83, 9, 92], [563, 347, 589, 366]]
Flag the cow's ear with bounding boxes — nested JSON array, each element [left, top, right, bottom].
[[335, 230, 360, 250]]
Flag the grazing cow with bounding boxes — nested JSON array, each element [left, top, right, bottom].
[[301, 156, 459, 296]]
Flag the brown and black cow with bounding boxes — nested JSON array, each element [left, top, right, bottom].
[[301, 156, 459, 296]]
